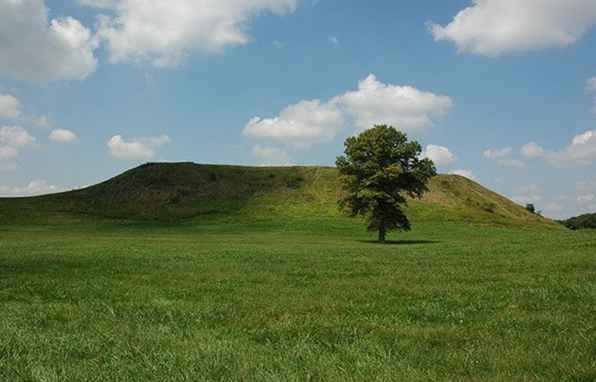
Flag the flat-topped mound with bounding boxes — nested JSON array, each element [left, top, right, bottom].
[[0, 162, 556, 227]]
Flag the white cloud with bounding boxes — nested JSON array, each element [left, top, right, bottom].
[[451, 169, 475, 180], [32, 116, 52, 129], [0, 94, 21, 118], [430, 0, 596, 56], [252, 145, 290, 166], [483, 146, 525, 168], [0, 180, 64, 197], [546, 129, 596, 166], [521, 142, 545, 158], [49, 129, 78, 143], [422, 145, 456, 167], [107, 134, 170, 160], [483, 147, 512, 159], [85, 0, 298, 67], [0, 146, 19, 160], [244, 74, 453, 148], [0, 126, 35, 147], [334, 74, 453, 131], [79, 0, 117, 8], [0, 126, 35, 171], [328, 36, 339, 45], [244, 100, 344, 148], [577, 194, 595, 204], [0, 0, 98, 82]]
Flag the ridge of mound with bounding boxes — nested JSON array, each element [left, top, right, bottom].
[[0, 162, 557, 227]]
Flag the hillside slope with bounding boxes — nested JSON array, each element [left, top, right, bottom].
[[0, 162, 556, 227]]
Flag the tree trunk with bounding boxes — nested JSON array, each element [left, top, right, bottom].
[[378, 225, 386, 243]]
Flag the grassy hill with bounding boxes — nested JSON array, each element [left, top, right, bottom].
[[1, 163, 594, 381], [0, 162, 555, 227]]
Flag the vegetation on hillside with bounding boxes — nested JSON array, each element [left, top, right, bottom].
[[0, 162, 557, 230], [560, 213, 596, 230], [0, 163, 591, 381]]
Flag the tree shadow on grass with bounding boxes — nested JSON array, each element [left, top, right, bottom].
[[357, 239, 440, 246]]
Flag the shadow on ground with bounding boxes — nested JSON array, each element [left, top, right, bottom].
[[357, 240, 440, 246]]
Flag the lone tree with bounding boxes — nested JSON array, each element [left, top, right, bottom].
[[336, 125, 436, 243]]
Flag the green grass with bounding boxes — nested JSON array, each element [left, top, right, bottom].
[[1, 164, 593, 380], [0, 163, 557, 227], [1, 216, 595, 381]]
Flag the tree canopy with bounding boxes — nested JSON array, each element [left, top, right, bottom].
[[336, 125, 436, 242]]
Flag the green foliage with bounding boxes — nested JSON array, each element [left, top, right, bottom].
[[336, 125, 436, 242], [526, 203, 536, 214], [560, 213, 596, 230]]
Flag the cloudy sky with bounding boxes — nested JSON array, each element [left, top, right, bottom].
[[1, 0, 595, 219]]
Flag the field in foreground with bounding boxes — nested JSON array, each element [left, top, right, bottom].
[[1, 217, 595, 381]]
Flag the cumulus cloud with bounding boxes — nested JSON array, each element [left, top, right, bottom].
[[252, 145, 290, 166], [521, 130, 596, 166], [334, 74, 453, 132], [107, 134, 170, 160], [483, 146, 526, 168], [0, 126, 35, 171], [84, 0, 298, 67], [32, 115, 52, 129], [543, 130, 596, 166], [244, 74, 453, 148], [49, 129, 78, 143], [0, 94, 21, 118], [429, 0, 596, 56], [483, 147, 512, 159], [0, 0, 98, 82], [450, 169, 475, 180], [0, 146, 19, 160], [521, 142, 545, 158], [422, 145, 456, 167], [0, 126, 35, 147], [0, 180, 64, 197], [244, 100, 344, 148], [79, 0, 117, 8]]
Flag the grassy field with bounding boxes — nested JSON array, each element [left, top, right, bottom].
[[1, 216, 595, 381], [1, 164, 594, 381]]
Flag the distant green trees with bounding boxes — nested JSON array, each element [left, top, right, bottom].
[[336, 125, 436, 243], [560, 213, 596, 230]]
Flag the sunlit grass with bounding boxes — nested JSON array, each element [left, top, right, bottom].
[[1, 218, 594, 381]]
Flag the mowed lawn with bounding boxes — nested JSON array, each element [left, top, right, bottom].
[[1, 219, 595, 381]]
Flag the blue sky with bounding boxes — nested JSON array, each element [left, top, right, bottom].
[[1, 0, 595, 218]]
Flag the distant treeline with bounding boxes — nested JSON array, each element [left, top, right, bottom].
[[559, 213, 596, 230]]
